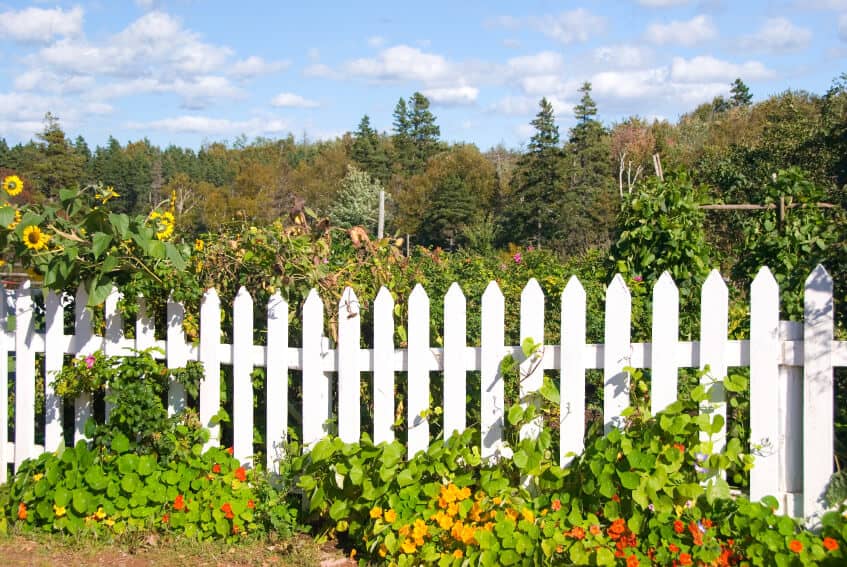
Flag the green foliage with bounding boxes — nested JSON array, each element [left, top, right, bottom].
[[328, 165, 384, 234]]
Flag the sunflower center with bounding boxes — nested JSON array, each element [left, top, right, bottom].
[[27, 231, 40, 244]]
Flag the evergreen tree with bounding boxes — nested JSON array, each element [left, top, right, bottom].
[[32, 112, 85, 200], [328, 165, 384, 233], [730, 78, 753, 108], [408, 92, 441, 172], [573, 82, 598, 124], [391, 97, 411, 172], [351, 115, 390, 183], [419, 173, 475, 249]]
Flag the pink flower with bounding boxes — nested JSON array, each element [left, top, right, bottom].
[[633, 275, 643, 283], [84, 355, 95, 369], [513, 253, 522, 264], [527, 245, 535, 252]]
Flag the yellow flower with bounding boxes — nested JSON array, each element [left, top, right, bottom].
[[33, 473, 43, 481], [398, 524, 411, 538], [521, 508, 535, 523], [6, 208, 20, 230], [378, 544, 388, 558], [2, 175, 23, 196], [400, 539, 417, 554], [453, 549, 463, 559], [150, 210, 175, 240], [97, 185, 119, 203], [22, 225, 50, 251], [194, 239, 204, 251], [53, 504, 66, 517], [104, 517, 115, 527], [231, 479, 241, 490], [95, 507, 106, 520], [369, 506, 383, 519], [383, 509, 397, 523]]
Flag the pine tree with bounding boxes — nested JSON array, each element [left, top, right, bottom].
[[32, 112, 85, 200], [328, 165, 384, 233], [730, 78, 753, 107], [408, 92, 440, 172], [419, 173, 475, 249], [351, 115, 390, 183]]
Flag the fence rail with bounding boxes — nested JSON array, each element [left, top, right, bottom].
[[0, 266, 842, 521]]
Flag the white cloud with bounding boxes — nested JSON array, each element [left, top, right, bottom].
[[271, 92, 320, 108], [230, 56, 289, 78], [345, 45, 452, 82], [740, 18, 812, 52], [593, 45, 654, 68], [422, 86, 479, 105], [535, 9, 605, 44], [13, 69, 94, 93], [506, 51, 565, 76], [646, 15, 716, 46], [127, 115, 290, 135], [592, 68, 670, 99], [670, 56, 774, 82], [489, 96, 538, 115], [0, 6, 83, 42]]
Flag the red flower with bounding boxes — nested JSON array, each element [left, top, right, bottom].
[[702, 518, 713, 529], [226, 446, 234, 455], [567, 526, 585, 540], [612, 494, 621, 503], [626, 555, 639, 567], [668, 543, 679, 553], [17, 502, 26, 520], [789, 539, 803, 553], [688, 521, 703, 546], [232, 524, 240, 534], [221, 502, 234, 519], [162, 513, 169, 523], [212, 463, 221, 474], [823, 537, 839, 551], [589, 524, 601, 535], [234, 466, 247, 482], [551, 499, 561, 511], [673, 443, 685, 453], [247, 499, 255, 509], [673, 520, 684, 533], [679, 552, 692, 565], [173, 494, 185, 511], [608, 518, 627, 540]]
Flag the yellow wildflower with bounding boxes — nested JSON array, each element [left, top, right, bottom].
[[2, 175, 23, 196], [378, 544, 388, 558], [521, 508, 535, 523], [22, 225, 50, 251], [369, 506, 383, 519], [53, 504, 66, 517], [453, 549, 463, 558], [95, 507, 107, 520], [104, 517, 115, 527], [32, 473, 43, 481], [398, 524, 411, 538], [97, 186, 119, 203], [383, 509, 397, 523], [194, 239, 204, 251], [400, 538, 416, 554]]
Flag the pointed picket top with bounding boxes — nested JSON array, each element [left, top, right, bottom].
[[232, 286, 254, 465], [43, 291, 64, 453], [407, 282, 431, 458], [700, 269, 728, 454], [651, 272, 679, 415], [338, 286, 361, 444], [560, 275, 586, 466], [749, 265, 781, 505], [604, 274, 632, 433], [200, 288, 222, 450], [14, 280, 35, 470], [266, 291, 289, 470], [481, 280, 505, 461], [302, 288, 329, 449], [373, 286, 395, 444], [519, 278, 545, 441], [443, 282, 467, 439], [803, 264, 834, 518]]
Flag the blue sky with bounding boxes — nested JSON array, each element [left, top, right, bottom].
[[0, 0, 845, 151]]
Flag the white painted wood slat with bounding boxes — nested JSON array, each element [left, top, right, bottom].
[[337, 287, 361, 444], [443, 283, 466, 440], [604, 275, 631, 433]]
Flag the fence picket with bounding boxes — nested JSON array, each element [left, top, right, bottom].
[[373, 287, 395, 444], [560, 276, 585, 466], [167, 293, 187, 415], [749, 267, 780, 506], [266, 292, 288, 470], [73, 285, 96, 444], [338, 287, 361, 444], [104, 288, 123, 420], [779, 321, 803, 517], [481, 281, 505, 461], [520, 279, 544, 441], [14, 281, 35, 470], [44, 291, 64, 453], [302, 289, 329, 449], [135, 297, 155, 351], [443, 283, 467, 440], [803, 265, 833, 518], [233, 287, 254, 464], [651, 272, 679, 414], [604, 274, 631, 433], [408, 284, 430, 458], [700, 270, 728, 453], [200, 288, 221, 450], [0, 284, 7, 482]]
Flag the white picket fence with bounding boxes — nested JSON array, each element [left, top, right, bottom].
[[1, 266, 844, 520]]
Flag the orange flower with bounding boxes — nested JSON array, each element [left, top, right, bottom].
[[234, 467, 247, 482], [608, 518, 627, 540], [221, 502, 234, 519], [173, 494, 185, 511], [551, 498, 561, 511], [612, 494, 621, 503], [247, 499, 255, 509], [679, 552, 692, 565], [162, 513, 170, 523], [567, 526, 585, 540], [823, 537, 839, 551], [17, 502, 26, 520], [688, 521, 703, 546], [589, 524, 601, 535], [212, 463, 221, 474], [673, 519, 685, 533], [226, 446, 234, 455], [626, 554, 639, 567], [668, 543, 679, 553], [674, 443, 685, 453], [702, 518, 713, 529], [789, 539, 803, 553]]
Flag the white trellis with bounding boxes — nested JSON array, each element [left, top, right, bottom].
[[0, 266, 843, 521]]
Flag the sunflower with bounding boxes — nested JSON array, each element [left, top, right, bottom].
[[150, 210, 175, 240], [22, 225, 50, 251], [2, 175, 23, 196], [194, 239, 204, 251]]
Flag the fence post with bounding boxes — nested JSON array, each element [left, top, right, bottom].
[[373, 287, 395, 444], [749, 267, 780, 507], [803, 265, 833, 519], [481, 281, 505, 461], [443, 283, 467, 440], [407, 284, 430, 458], [338, 287, 361, 444], [604, 274, 631, 433], [560, 276, 585, 466], [651, 272, 679, 415], [14, 280, 35, 471], [200, 288, 221, 450], [266, 292, 288, 471]]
